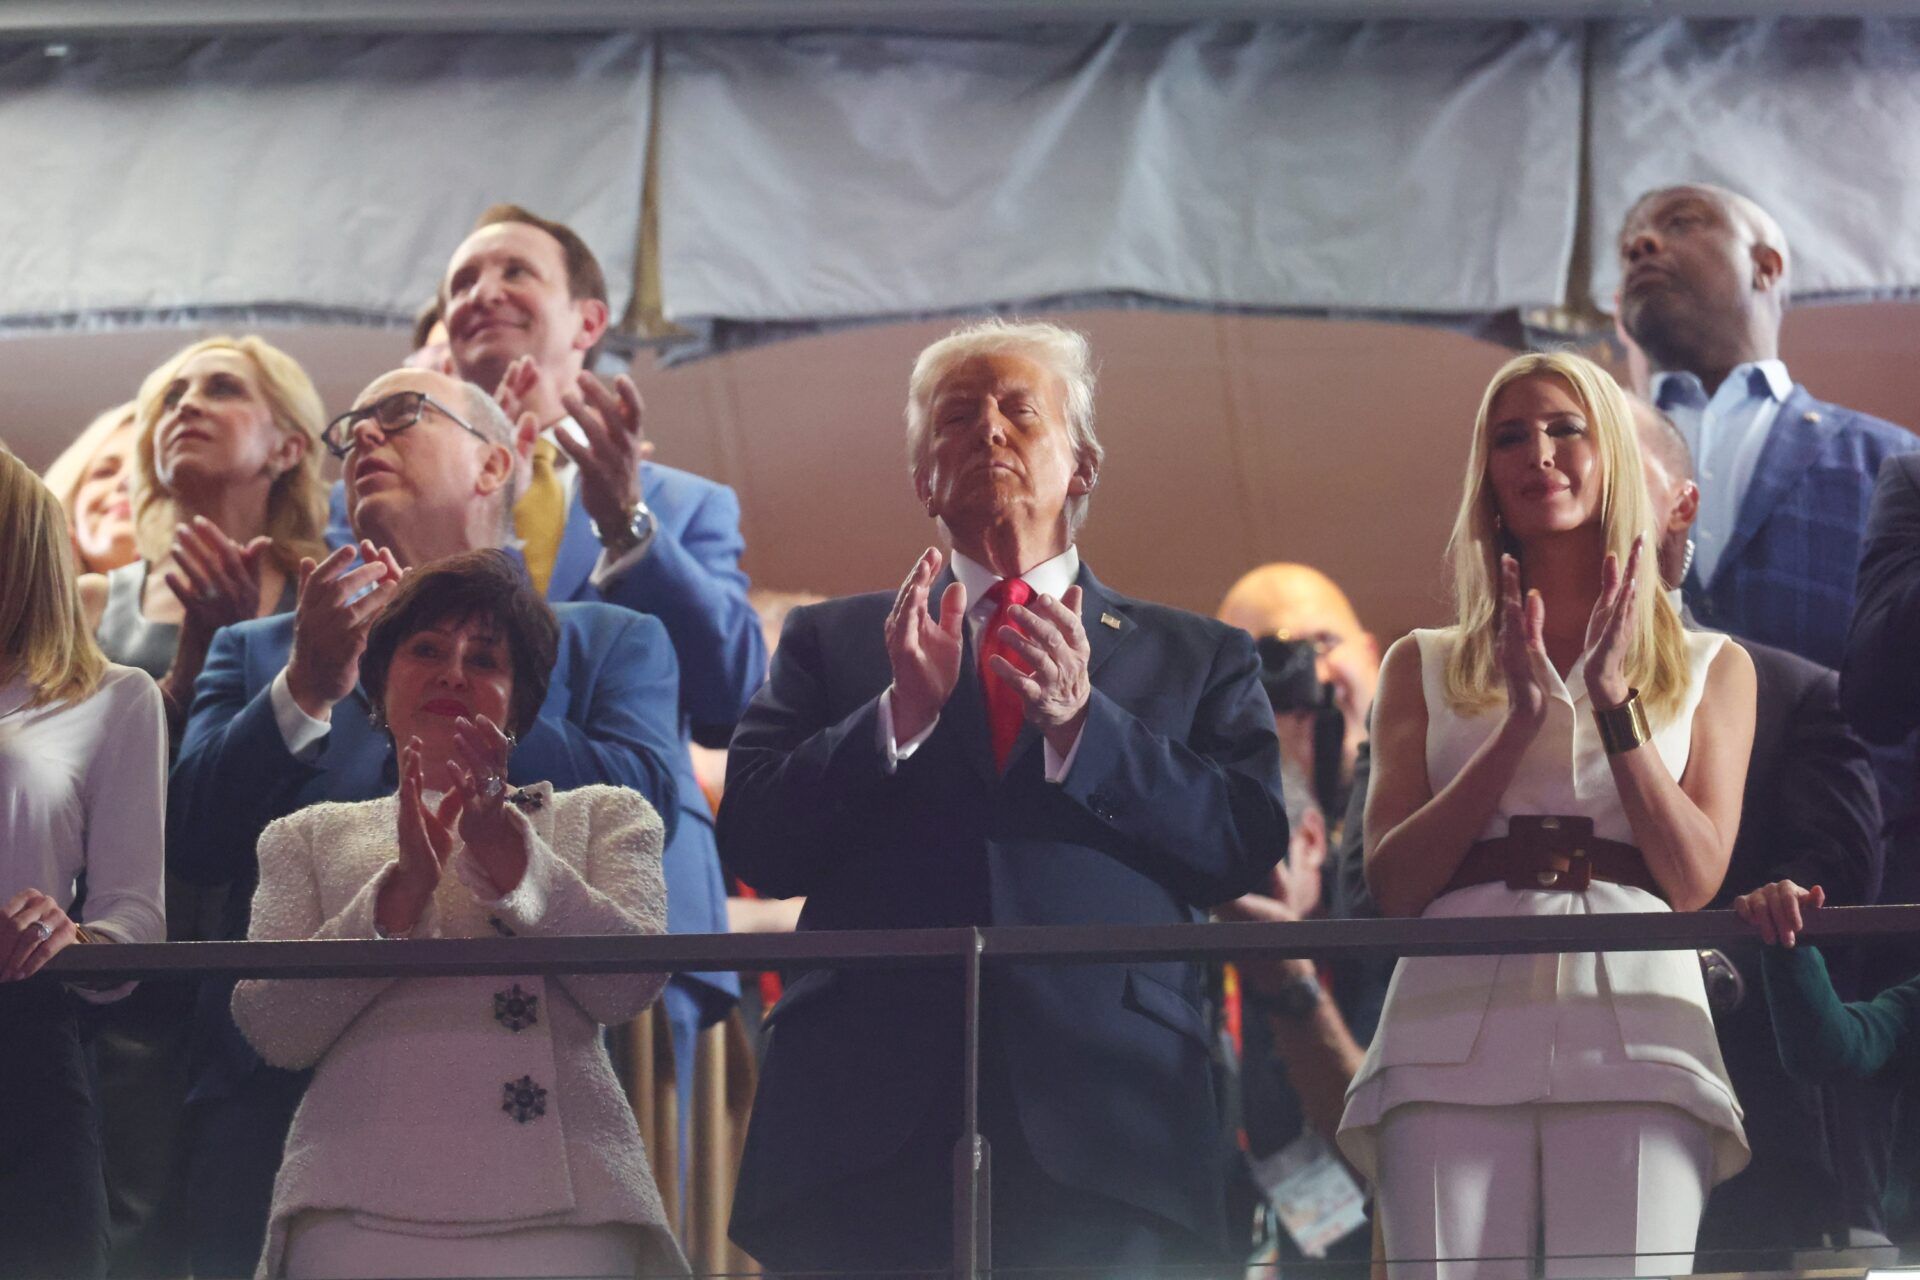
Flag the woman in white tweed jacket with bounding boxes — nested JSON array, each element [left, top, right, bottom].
[[229, 550, 687, 1279]]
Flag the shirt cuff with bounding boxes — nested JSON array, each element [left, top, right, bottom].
[[587, 533, 655, 591], [1042, 723, 1084, 783], [269, 668, 333, 761], [877, 687, 939, 775]]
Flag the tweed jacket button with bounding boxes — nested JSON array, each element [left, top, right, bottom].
[[494, 984, 539, 1032], [502, 1075, 548, 1124]]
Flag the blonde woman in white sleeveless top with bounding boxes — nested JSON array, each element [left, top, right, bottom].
[[1338, 352, 1757, 1280]]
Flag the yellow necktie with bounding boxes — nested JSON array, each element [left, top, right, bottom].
[[514, 437, 565, 595]]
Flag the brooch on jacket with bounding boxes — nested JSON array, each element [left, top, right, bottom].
[[494, 984, 539, 1033], [502, 1075, 548, 1124], [506, 788, 544, 814]]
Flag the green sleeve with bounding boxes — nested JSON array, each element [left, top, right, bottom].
[[1761, 944, 1920, 1083]]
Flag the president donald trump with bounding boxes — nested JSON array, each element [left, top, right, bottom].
[[720, 319, 1287, 1270]]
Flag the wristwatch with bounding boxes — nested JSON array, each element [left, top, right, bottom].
[[1244, 970, 1324, 1019], [592, 500, 657, 560]]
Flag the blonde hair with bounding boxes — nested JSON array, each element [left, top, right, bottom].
[[43, 401, 137, 513], [131, 336, 329, 574], [0, 450, 107, 708], [1443, 351, 1689, 722]]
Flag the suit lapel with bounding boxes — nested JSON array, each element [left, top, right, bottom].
[[546, 493, 600, 605], [1712, 385, 1840, 587]]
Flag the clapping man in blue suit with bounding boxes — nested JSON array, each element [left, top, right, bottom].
[[172, 367, 686, 1275], [720, 320, 1287, 1271], [327, 206, 762, 1150]]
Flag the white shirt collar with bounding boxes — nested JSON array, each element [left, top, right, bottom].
[[1652, 358, 1792, 411], [950, 545, 1081, 618], [0, 674, 33, 720]]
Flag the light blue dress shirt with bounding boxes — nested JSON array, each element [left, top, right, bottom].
[[1652, 360, 1793, 588]]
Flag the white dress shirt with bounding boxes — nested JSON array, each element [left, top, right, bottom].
[[878, 546, 1086, 781], [1652, 360, 1793, 588], [0, 664, 167, 977]]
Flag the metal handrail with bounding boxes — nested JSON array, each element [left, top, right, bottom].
[[44, 904, 1914, 1278], [42, 903, 1920, 982]]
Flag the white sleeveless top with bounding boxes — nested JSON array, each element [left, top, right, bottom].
[[1336, 627, 1749, 1186]]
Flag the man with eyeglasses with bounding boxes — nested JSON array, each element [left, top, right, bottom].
[[169, 368, 686, 1276], [329, 206, 760, 1161]]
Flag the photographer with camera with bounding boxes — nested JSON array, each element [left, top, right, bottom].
[[1220, 564, 1393, 1044], [1216, 566, 1379, 1263], [1219, 564, 1378, 825]]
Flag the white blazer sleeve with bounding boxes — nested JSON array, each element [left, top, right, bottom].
[[230, 813, 421, 1070], [484, 787, 668, 1025]]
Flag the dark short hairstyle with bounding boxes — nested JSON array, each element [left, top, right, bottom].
[[361, 549, 559, 738], [469, 202, 609, 306]]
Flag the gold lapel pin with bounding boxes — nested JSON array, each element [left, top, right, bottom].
[[1100, 612, 1122, 630], [1803, 411, 1822, 424]]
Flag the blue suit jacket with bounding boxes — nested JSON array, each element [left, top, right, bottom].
[[718, 565, 1285, 1249], [169, 601, 683, 1102], [1686, 385, 1918, 668], [329, 461, 762, 1017], [1684, 386, 1919, 834]]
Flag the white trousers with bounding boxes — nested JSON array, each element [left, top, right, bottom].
[[283, 1212, 647, 1279], [1374, 1102, 1712, 1280]]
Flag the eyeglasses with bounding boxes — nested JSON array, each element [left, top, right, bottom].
[[322, 390, 490, 460]]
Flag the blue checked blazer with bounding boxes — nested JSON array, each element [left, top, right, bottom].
[[1685, 385, 1918, 670], [1686, 385, 1918, 835]]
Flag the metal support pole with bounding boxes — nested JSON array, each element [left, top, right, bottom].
[[953, 927, 989, 1279]]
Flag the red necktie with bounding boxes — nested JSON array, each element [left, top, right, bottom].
[[981, 577, 1035, 772]]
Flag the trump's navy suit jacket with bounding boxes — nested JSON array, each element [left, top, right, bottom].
[[169, 600, 682, 1103], [719, 564, 1286, 1247], [329, 460, 760, 1016]]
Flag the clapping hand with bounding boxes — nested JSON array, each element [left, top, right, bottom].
[[0, 890, 80, 982], [1497, 554, 1552, 733], [885, 548, 968, 743], [166, 516, 272, 636], [988, 587, 1092, 751], [1585, 536, 1644, 710], [558, 372, 654, 539], [493, 355, 557, 430], [285, 542, 404, 720], [1734, 879, 1826, 948], [446, 714, 527, 893], [376, 740, 458, 936]]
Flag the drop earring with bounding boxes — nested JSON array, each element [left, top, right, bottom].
[[1679, 538, 1696, 583]]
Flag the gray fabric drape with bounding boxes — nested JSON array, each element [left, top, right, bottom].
[[0, 34, 652, 329]]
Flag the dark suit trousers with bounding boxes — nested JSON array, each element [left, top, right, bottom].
[[744, 1024, 1223, 1276], [184, 1065, 309, 1279], [1, 985, 108, 1280]]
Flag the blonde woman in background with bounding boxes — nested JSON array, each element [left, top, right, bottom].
[[0, 449, 167, 1280], [43, 401, 141, 576], [71, 336, 325, 1278], [77, 336, 328, 733], [1338, 353, 1757, 1280]]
